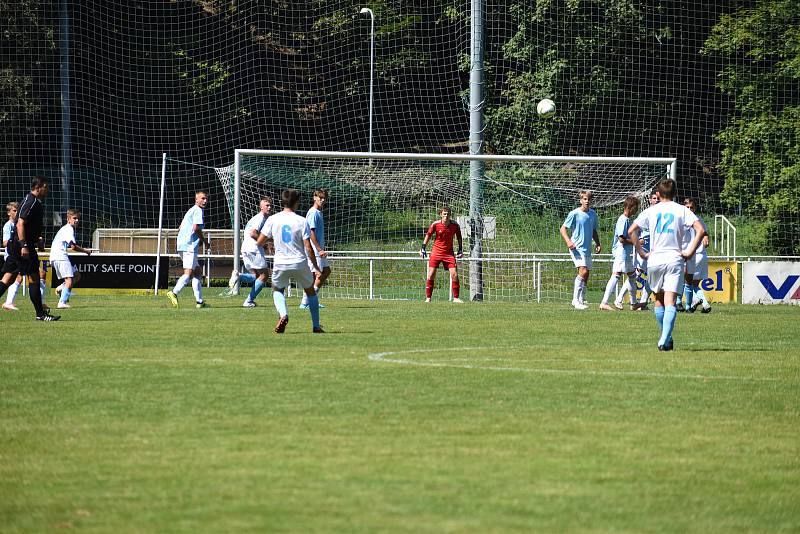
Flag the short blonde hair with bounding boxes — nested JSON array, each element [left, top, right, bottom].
[[67, 208, 80, 218], [579, 190, 593, 201], [6, 202, 19, 212]]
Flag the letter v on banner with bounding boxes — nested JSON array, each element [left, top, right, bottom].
[[744, 262, 800, 304], [756, 275, 800, 299]]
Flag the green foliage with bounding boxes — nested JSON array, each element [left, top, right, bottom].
[[703, 0, 800, 254]]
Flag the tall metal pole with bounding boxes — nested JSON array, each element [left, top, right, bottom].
[[60, 0, 71, 216], [469, 0, 485, 301], [154, 153, 168, 295], [360, 8, 375, 157]]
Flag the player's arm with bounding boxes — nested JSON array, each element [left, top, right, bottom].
[[628, 223, 647, 259], [559, 225, 575, 249], [455, 227, 463, 258], [255, 230, 271, 248], [15, 217, 30, 258], [681, 220, 707, 259], [309, 228, 327, 258], [420, 224, 434, 258], [192, 223, 210, 250], [593, 229, 602, 253], [303, 238, 320, 272], [69, 241, 92, 256]]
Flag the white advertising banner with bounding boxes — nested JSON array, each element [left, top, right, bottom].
[[742, 261, 800, 304]]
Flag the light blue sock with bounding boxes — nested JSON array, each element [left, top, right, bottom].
[[684, 285, 694, 310], [659, 306, 677, 347], [654, 306, 665, 329], [272, 289, 288, 317], [240, 272, 256, 285], [307, 293, 320, 329], [60, 287, 72, 304], [248, 279, 265, 302]]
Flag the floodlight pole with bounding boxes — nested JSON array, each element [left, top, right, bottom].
[[468, 0, 485, 301], [360, 8, 375, 159], [60, 0, 72, 216]]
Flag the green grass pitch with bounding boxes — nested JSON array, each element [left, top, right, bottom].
[[1, 294, 799, 532]]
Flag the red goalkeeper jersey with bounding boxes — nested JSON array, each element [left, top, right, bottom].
[[426, 221, 461, 257]]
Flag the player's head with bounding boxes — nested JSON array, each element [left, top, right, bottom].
[[656, 179, 677, 201], [66, 208, 81, 226], [683, 197, 697, 213], [578, 190, 593, 209], [6, 202, 18, 219], [313, 189, 328, 210], [282, 189, 301, 210], [260, 196, 273, 215], [623, 196, 639, 216], [195, 190, 209, 207], [649, 190, 659, 205], [30, 175, 50, 197], [439, 205, 452, 222]]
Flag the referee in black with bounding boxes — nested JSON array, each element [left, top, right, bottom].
[[0, 176, 60, 321]]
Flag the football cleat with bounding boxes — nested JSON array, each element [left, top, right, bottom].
[[195, 301, 207, 308], [424, 298, 431, 303], [452, 298, 464, 304], [298, 302, 309, 309], [36, 313, 61, 322], [312, 326, 325, 334], [57, 302, 71, 309], [701, 306, 712, 314], [166, 291, 179, 308], [572, 300, 588, 310], [2, 303, 19, 311], [613, 301, 625, 310], [274, 315, 289, 334], [242, 300, 256, 308], [689, 301, 702, 313], [598, 303, 615, 311], [228, 270, 240, 289], [675, 303, 685, 312], [55, 284, 64, 296]]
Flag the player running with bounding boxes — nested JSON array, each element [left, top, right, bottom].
[[628, 179, 706, 351], [420, 205, 464, 303]]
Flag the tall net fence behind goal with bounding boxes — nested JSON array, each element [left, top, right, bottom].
[[217, 151, 674, 302]]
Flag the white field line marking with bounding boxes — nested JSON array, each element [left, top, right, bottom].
[[368, 347, 782, 382]]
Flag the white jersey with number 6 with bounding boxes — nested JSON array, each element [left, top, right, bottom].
[[633, 201, 698, 268], [261, 211, 310, 267]]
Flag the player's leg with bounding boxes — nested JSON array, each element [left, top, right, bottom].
[[2, 272, 21, 310], [578, 266, 590, 307], [244, 269, 267, 307], [448, 264, 462, 303], [296, 266, 321, 332], [169, 252, 195, 306], [425, 263, 438, 302], [190, 266, 205, 307], [25, 257, 50, 319], [312, 263, 331, 308], [271, 268, 290, 333], [681, 271, 694, 313], [600, 270, 620, 310]]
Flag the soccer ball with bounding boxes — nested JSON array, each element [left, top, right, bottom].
[[536, 98, 556, 118]]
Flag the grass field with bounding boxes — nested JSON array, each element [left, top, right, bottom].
[[1, 294, 799, 532]]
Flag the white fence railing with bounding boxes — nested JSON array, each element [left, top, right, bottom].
[[714, 215, 737, 259]]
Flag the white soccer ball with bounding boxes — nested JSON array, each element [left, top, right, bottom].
[[536, 98, 556, 118]]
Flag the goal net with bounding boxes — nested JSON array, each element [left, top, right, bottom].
[[218, 151, 675, 302]]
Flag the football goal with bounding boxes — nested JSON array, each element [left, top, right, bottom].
[[217, 150, 677, 302]]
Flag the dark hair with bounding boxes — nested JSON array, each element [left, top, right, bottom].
[[282, 189, 301, 209], [657, 179, 677, 200], [261, 196, 272, 204], [623, 196, 639, 212], [30, 175, 49, 189], [440, 205, 452, 214], [314, 188, 328, 199]]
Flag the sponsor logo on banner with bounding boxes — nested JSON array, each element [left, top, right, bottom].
[[633, 260, 737, 303], [40, 254, 169, 294], [742, 262, 800, 304]]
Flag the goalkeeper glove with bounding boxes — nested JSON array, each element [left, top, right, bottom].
[[420, 247, 427, 259], [456, 248, 463, 258]]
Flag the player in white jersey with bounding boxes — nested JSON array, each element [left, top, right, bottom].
[[166, 191, 210, 308], [681, 197, 711, 313], [50, 209, 92, 308], [256, 189, 323, 333], [628, 179, 706, 351], [560, 190, 601, 309], [232, 196, 273, 308], [300, 189, 331, 309], [2, 202, 24, 311], [615, 191, 658, 310], [599, 197, 638, 310]]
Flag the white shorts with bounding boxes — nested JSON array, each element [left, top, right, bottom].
[[648, 261, 685, 294], [242, 251, 269, 271], [691, 255, 709, 281], [569, 249, 592, 269], [51, 259, 74, 279], [308, 254, 330, 274], [181, 251, 199, 270], [272, 261, 315, 290], [612, 251, 634, 274], [634, 252, 648, 273]]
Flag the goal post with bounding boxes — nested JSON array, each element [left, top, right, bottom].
[[222, 150, 677, 302]]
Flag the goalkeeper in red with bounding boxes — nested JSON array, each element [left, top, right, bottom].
[[420, 206, 464, 303]]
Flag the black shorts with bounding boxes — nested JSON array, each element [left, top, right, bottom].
[[2, 246, 39, 277]]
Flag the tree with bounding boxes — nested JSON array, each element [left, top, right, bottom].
[[703, 0, 800, 255]]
